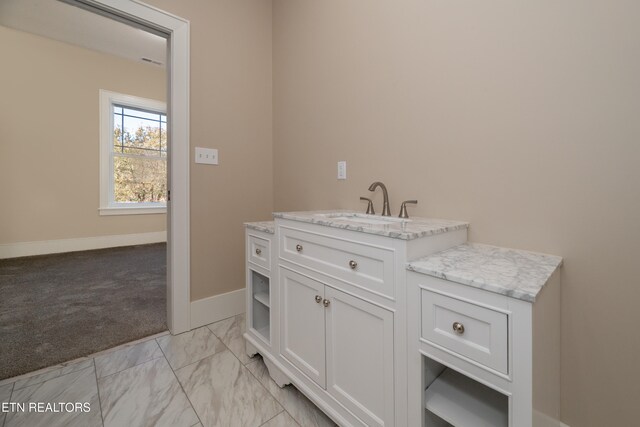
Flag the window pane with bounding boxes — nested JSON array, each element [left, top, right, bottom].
[[122, 115, 158, 132], [160, 122, 167, 157], [113, 122, 124, 151], [121, 107, 163, 121], [120, 116, 162, 152], [114, 106, 123, 114], [119, 146, 163, 157], [113, 155, 167, 203]]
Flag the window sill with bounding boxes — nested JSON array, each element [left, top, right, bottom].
[[99, 206, 167, 216]]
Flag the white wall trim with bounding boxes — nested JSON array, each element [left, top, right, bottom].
[[0, 231, 167, 259], [190, 288, 246, 329], [533, 410, 569, 427], [81, 0, 191, 334], [99, 206, 167, 216]]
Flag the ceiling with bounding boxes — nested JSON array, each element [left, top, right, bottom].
[[0, 0, 166, 67]]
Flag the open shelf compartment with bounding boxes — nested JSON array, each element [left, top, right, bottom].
[[424, 367, 508, 427], [254, 291, 270, 308], [250, 269, 270, 343]]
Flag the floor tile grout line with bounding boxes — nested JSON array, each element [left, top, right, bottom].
[[96, 357, 162, 382], [2, 382, 15, 427], [0, 330, 170, 387], [245, 358, 305, 427], [156, 338, 204, 427], [3, 366, 108, 427], [210, 315, 313, 427], [220, 341, 288, 425], [12, 365, 96, 396], [190, 316, 288, 426], [204, 312, 242, 330], [243, 357, 304, 425], [92, 359, 106, 427], [206, 315, 252, 366], [208, 314, 303, 426], [258, 409, 285, 426], [156, 326, 228, 371], [87, 330, 170, 360], [156, 324, 236, 372], [7, 359, 93, 391], [95, 345, 166, 382]]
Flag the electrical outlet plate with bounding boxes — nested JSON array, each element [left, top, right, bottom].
[[195, 147, 218, 165], [337, 161, 347, 179]]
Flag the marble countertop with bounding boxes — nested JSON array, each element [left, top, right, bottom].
[[272, 210, 469, 240], [407, 243, 562, 302], [244, 221, 275, 234]]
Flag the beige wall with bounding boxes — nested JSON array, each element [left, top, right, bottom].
[[273, 1, 640, 426], [5, 1, 635, 423], [0, 25, 166, 244], [144, 0, 273, 301]]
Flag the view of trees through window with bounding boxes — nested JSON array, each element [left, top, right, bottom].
[[112, 106, 167, 204]]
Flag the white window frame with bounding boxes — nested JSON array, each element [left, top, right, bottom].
[[99, 89, 167, 215]]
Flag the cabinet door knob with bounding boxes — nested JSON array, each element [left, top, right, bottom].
[[255, 248, 262, 255], [296, 244, 303, 252], [323, 299, 330, 307], [349, 260, 358, 269], [315, 295, 322, 304], [452, 322, 465, 335]]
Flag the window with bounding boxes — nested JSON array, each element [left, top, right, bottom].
[[99, 90, 167, 215]]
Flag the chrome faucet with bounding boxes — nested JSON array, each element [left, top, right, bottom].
[[368, 181, 391, 216]]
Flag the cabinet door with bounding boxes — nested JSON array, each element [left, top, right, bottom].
[[325, 287, 394, 427], [280, 267, 326, 388]]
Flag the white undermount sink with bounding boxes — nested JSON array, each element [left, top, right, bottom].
[[314, 212, 410, 225]]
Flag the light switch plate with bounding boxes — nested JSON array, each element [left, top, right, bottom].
[[195, 147, 218, 165]]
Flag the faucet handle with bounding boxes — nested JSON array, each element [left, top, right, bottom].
[[399, 200, 418, 219], [359, 197, 375, 215]]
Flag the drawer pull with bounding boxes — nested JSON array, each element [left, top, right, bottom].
[[349, 260, 358, 269], [255, 248, 262, 255], [452, 322, 465, 335], [315, 295, 322, 304], [296, 244, 303, 252], [323, 298, 331, 307]]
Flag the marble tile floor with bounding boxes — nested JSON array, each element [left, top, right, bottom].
[[0, 314, 336, 427]]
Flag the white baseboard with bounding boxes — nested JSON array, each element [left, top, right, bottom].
[[190, 288, 246, 329], [533, 410, 569, 427], [0, 231, 167, 259]]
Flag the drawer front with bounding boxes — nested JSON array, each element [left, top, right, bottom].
[[421, 289, 508, 374], [279, 226, 395, 299], [248, 234, 271, 270]]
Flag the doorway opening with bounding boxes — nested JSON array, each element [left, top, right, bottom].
[[0, 0, 190, 380]]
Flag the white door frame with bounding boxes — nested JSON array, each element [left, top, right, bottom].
[[68, 0, 191, 334]]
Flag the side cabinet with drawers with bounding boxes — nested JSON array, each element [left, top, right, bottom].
[[245, 218, 468, 427], [406, 271, 561, 427], [245, 225, 275, 353]]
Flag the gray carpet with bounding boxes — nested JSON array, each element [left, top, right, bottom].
[[0, 243, 167, 380]]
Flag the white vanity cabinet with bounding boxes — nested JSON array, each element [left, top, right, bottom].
[[406, 244, 562, 427], [280, 267, 327, 387], [245, 215, 562, 427], [280, 266, 395, 427], [245, 213, 469, 427], [275, 221, 403, 427], [244, 223, 275, 352]]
